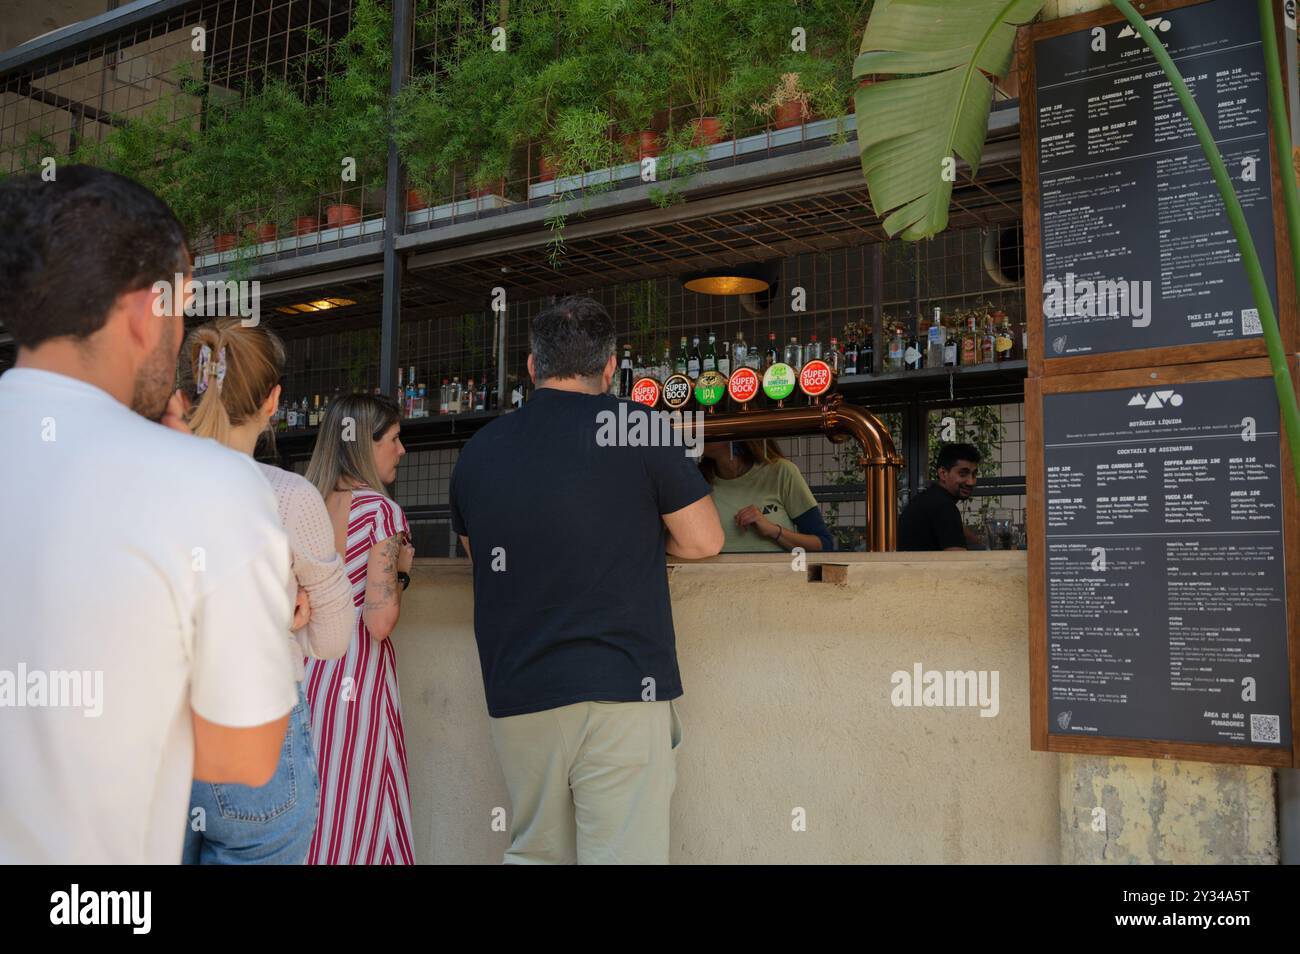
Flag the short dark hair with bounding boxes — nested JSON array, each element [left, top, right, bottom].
[[529, 296, 615, 381], [0, 165, 189, 349], [936, 442, 981, 473]]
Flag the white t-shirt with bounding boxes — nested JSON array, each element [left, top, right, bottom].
[[0, 368, 299, 864]]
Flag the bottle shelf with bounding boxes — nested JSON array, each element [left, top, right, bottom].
[[264, 362, 1029, 465], [836, 360, 1028, 401]]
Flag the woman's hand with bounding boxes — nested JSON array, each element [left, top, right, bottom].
[[290, 586, 312, 632], [159, 389, 191, 434], [397, 533, 415, 573], [735, 505, 780, 541]]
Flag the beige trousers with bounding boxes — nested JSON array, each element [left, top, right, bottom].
[[488, 699, 683, 864]]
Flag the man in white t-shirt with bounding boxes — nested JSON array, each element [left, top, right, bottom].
[[0, 166, 299, 863]]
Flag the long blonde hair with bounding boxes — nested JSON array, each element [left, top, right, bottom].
[[181, 318, 285, 448], [699, 439, 786, 484], [305, 393, 401, 496]]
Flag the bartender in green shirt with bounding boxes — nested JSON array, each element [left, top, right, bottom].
[[699, 440, 835, 552]]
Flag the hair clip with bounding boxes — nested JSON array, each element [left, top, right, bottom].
[[196, 344, 228, 395]]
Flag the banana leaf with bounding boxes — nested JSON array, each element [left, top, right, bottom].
[[854, 0, 1044, 239]]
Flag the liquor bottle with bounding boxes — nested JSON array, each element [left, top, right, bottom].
[[309, 395, 320, 427], [732, 331, 747, 372], [407, 367, 416, 417], [475, 379, 486, 411], [675, 337, 689, 375], [417, 384, 428, 417], [982, 317, 998, 366], [450, 377, 461, 414], [845, 333, 859, 375], [887, 327, 905, 371], [904, 327, 923, 371], [619, 345, 633, 397], [827, 337, 843, 376], [688, 336, 702, 378], [277, 400, 288, 432], [719, 339, 731, 377], [439, 378, 450, 414], [994, 311, 1014, 363], [764, 332, 778, 370], [286, 399, 298, 429], [395, 366, 404, 408], [943, 323, 958, 367], [961, 316, 978, 366], [784, 336, 802, 371], [927, 308, 945, 369], [660, 345, 672, 383], [858, 336, 874, 376], [703, 333, 717, 373], [805, 333, 822, 363], [297, 397, 308, 428], [746, 345, 761, 370]]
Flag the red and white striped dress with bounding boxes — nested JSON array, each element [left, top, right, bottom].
[[304, 488, 415, 865]]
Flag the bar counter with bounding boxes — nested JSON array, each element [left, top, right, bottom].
[[392, 551, 1277, 864]]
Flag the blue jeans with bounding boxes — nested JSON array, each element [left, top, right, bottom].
[[182, 684, 320, 865]]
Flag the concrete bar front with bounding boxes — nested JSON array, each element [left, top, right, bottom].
[[393, 552, 1277, 864]]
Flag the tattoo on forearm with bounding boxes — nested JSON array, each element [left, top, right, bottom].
[[364, 537, 401, 612]]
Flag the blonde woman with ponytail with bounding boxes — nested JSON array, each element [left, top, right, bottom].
[[179, 318, 354, 865], [302, 393, 417, 865]]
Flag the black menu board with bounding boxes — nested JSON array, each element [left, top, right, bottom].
[[1034, 0, 1277, 358], [1044, 377, 1291, 748]]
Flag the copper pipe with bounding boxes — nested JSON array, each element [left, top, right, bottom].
[[671, 395, 902, 550]]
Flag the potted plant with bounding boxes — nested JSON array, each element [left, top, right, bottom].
[[663, 0, 739, 146], [301, 0, 391, 227]]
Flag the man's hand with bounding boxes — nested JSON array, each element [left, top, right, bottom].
[[290, 586, 312, 632]]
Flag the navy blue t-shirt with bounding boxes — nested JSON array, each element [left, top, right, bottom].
[[449, 388, 710, 718]]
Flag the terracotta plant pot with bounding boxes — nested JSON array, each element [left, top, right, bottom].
[[537, 156, 557, 182], [213, 233, 237, 253], [774, 101, 806, 129], [406, 189, 429, 212], [325, 203, 361, 228], [292, 215, 320, 236], [468, 179, 505, 199], [244, 222, 278, 244], [690, 116, 724, 146], [637, 130, 661, 159]]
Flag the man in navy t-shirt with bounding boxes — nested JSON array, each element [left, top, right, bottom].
[[449, 296, 723, 864]]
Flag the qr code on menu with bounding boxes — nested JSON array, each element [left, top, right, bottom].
[[1241, 308, 1262, 335], [1250, 713, 1280, 744]]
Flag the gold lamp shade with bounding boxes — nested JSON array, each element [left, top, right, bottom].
[[680, 262, 776, 296]]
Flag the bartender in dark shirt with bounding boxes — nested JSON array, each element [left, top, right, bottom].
[[897, 443, 981, 551]]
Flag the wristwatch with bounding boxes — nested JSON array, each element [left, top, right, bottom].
[[396, 571, 411, 591]]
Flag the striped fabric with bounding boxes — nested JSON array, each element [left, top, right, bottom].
[[304, 488, 415, 865]]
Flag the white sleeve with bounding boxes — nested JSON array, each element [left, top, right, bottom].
[[190, 503, 298, 728], [287, 480, 356, 661]]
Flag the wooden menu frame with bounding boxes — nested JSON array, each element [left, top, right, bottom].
[[1018, 0, 1299, 377], [1027, 357, 1300, 766]]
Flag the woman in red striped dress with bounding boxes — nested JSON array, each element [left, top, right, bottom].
[[304, 395, 416, 864]]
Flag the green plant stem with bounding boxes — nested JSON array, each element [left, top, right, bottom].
[[1257, 0, 1300, 297], [1109, 0, 1300, 489]]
